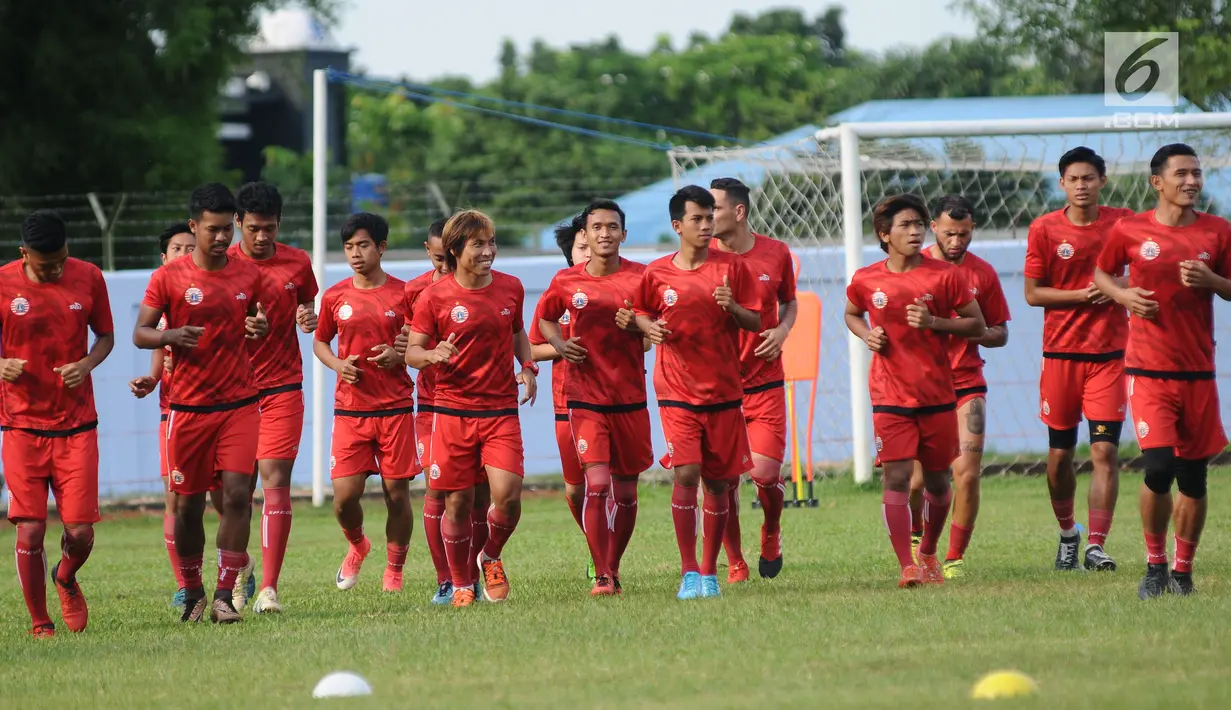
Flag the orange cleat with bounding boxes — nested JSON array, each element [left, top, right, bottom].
[[727, 560, 750, 584], [479, 553, 510, 602], [898, 564, 924, 589], [29, 624, 55, 638], [591, 575, 617, 596], [451, 586, 476, 608], [51, 563, 88, 632], [917, 553, 944, 585], [382, 568, 403, 593]]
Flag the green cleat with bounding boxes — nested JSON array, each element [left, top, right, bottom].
[[586, 559, 597, 583], [942, 558, 966, 580]]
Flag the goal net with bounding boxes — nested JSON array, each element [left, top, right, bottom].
[[668, 118, 1231, 481]]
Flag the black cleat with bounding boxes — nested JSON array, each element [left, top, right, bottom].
[[1054, 532, 1081, 571], [1138, 563, 1170, 600], [1083, 544, 1117, 571], [758, 554, 783, 579], [180, 589, 207, 622], [1167, 571, 1195, 596]]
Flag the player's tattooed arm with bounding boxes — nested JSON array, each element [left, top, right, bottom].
[[1024, 277, 1108, 308], [1094, 267, 1158, 319], [844, 299, 885, 352]]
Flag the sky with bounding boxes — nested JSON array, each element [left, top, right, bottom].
[[332, 0, 976, 82]]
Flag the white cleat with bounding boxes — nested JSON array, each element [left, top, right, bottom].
[[233, 557, 256, 611], [252, 586, 282, 614]]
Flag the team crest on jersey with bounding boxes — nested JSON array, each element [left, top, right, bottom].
[[429, 464, 441, 480], [9, 296, 29, 316], [171, 469, 185, 485], [871, 290, 888, 309], [1042, 400, 1051, 416], [662, 288, 678, 307], [157, 315, 167, 331], [571, 291, 589, 309], [184, 287, 204, 306], [577, 439, 589, 455], [1137, 420, 1150, 439], [1139, 240, 1161, 260], [559, 311, 571, 325], [1056, 242, 1075, 260], [450, 305, 469, 323], [338, 303, 353, 321], [875, 436, 883, 452]]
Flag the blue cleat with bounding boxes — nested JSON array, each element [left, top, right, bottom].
[[431, 581, 455, 605], [677, 571, 702, 600], [171, 587, 187, 609], [700, 575, 721, 598]]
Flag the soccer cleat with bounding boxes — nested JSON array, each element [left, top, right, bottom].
[[591, 575, 617, 596], [252, 586, 282, 614], [1054, 532, 1081, 571], [335, 537, 372, 591], [180, 590, 207, 623], [898, 564, 924, 589], [210, 596, 242, 624], [586, 559, 597, 583], [1168, 571, 1196, 596], [431, 581, 455, 605], [942, 558, 966, 580], [613, 575, 623, 596], [1138, 563, 1170, 600], [451, 586, 476, 608], [1083, 545, 1117, 572], [758, 526, 783, 579], [917, 553, 944, 585], [50, 562, 88, 633], [29, 624, 56, 638], [233, 556, 256, 611], [700, 575, 721, 598], [382, 568, 403, 593], [910, 533, 922, 564], [171, 588, 187, 610], [677, 571, 702, 600], [479, 553, 510, 602], [727, 560, 750, 584]]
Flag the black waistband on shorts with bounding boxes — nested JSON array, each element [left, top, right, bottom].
[[555, 413, 569, 422], [1, 420, 98, 438], [955, 385, 988, 399], [432, 406, 519, 419], [335, 406, 414, 418], [1043, 350, 1125, 363], [160, 413, 168, 422], [259, 383, 302, 398], [567, 400, 648, 414], [872, 402, 957, 416], [169, 395, 260, 414], [417, 403, 436, 415], [743, 380, 785, 396], [657, 399, 742, 414], [1125, 368, 1215, 381]]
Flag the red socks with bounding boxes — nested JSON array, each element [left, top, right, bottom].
[[1173, 535, 1197, 574], [882, 490, 915, 569], [442, 515, 473, 588], [583, 465, 612, 578], [671, 483, 700, 575], [342, 525, 366, 547], [1051, 497, 1076, 532], [422, 496, 449, 584], [216, 550, 249, 598], [1088, 509, 1113, 548], [483, 506, 519, 560], [164, 515, 185, 588], [260, 487, 292, 590], [609, 478, 638, 574], [700, 488, 731, 576], [1144, 531, 1168, 565], [180, 555, 204, 590], [722, 485, 745, 566], [55, 527, 94, 584], [15, 522, 51, 628], [919, 488, 951, 557], [387, 542, 409, 573], [752, 469, 785, 535], [946, 523, 973, 562], [469, 507, 488, 581]]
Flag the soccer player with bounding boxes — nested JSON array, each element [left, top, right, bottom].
[[228, 181, 319, 614], [1, 210, 114, 637], [1025, 147, 1135, 572], [537, 200, 651, 595], [635, 185, 761, 600], [407, 209, 537, 608], [844, 194, 985, 588], [134, 183, 269, 624], [1094, 143, 1231, 599], [315, 213, 418, 594], [709, 177, 797, 581], [911, 194, 1011, 579]]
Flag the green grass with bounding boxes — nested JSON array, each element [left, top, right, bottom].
[[1, 473, 1229, 709]]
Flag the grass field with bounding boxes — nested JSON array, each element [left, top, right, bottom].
[[1, 472, 1228, 709]]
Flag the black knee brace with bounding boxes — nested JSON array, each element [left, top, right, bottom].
[[1141, 447, 1175, 494], [1048, 427, 1078, 450], [1088, 420, 1123, 447], [1175, 458, 1209, 499]]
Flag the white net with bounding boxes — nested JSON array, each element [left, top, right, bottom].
[[669, 123, 1231, 473]]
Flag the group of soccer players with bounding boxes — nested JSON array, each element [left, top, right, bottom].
[[2, 140, 1227, 635]]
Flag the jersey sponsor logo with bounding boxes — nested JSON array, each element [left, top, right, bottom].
[[1056, 242, 1075, 260], [69, 302, 83, 311], [758, 273, 771, 281], [920, 293, 934, 302], [1094, 424, 1107, 436], [236, 292, 248, 301], [284, 282, 297, 291], [10, 296, 30, 316], [184, 287, 204, 305], [171, 469, 185, 485], [871, 290, 888, 309], [384, 310, 396, 318], [571, 291, 589, 309], [1139, 240, 1161, 260], [875, 436, 883, 452], [1198, 251, 1211, 261], [558, 310, 571, 325], [338, 303, 353, 321], [500, 307, 511, 316], [429, 463, 441, 480], [577, 438, 588, 455], [450, 305, 469, 323], [1136, 420, 1150, 439], [662, 288, 678, 308]]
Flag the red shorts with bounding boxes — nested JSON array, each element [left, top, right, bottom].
[[415, 410, 433, 467], [1039, 357, 1127, 430], [954, 368, 988, 410], [330, 411, 420, 480], [658, 405, 753, 481], [159, 414, 170, 479], [873, 408, 959, 472], [2, 427, 100, 524], [424, 412, 523, 491], [555, 414, 584, 486], [742, 386, 787, 462], [256, 387, 304, 461], [568, 407, 654, 477], [1129, 375, 1226, 460], [166, 403, 260, 495]]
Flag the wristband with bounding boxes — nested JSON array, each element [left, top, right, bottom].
[[521, 361, 540, 376]]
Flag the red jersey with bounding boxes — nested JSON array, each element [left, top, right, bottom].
[[846, 258, 974, 410], [727, 234, 797, 389], [227, 243, 318, 391], [317, 275, 414, 413], [923, 247, 1011, 375], [1097, 210, 1231, 375], [635, 250, 760, 407], [1024, 207, 1135, 356], [0, 258, 113, 431], [403, 270, 441, 408], [537, 259, 648, 407], [528, 297, 571, 415], [142, 255, 266, 409], [409, 271, 525, 412], [157, 314, 171, 413]]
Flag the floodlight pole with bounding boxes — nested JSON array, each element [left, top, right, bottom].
[[311, 69, 328, 508]]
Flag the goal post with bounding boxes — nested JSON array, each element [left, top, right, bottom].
[[669, 112, 1231, 484]]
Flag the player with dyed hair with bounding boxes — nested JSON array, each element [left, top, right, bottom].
[[1025, 146, 1135, 572], [636, 185, 762, 600], [407, 209, 537, 607], [315, 212, 418, 594], [710, 177, 797, 581], [845, 194, 985, 587], [1095, 143, 1231, 599], [1, 210, 114, 637]]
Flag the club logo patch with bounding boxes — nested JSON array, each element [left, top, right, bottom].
[[875, 436, 883, 452], [1140, 240, 1161, 260], [667, 442, 675, 457], [662, 288, 678, 307], [559, 311, 571, 325], [1042, 400, 1051, 416], [571, 291, 589, 309], [338, 304, 353, 321], [450, 305, 469, 323], [871, 290, 888, 309], [157, 315, 167, 331], [184, 287, 204, 306], [1137, 420, 1150, 439], [416, 441, 424, 458], [429, 464, 441, 480], [329, 456, 336, 470], [577, 439, 588, 455], [171, 469, 185, 485], [9, 297, 29, 316], [1056, 242, 1075, 260]]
